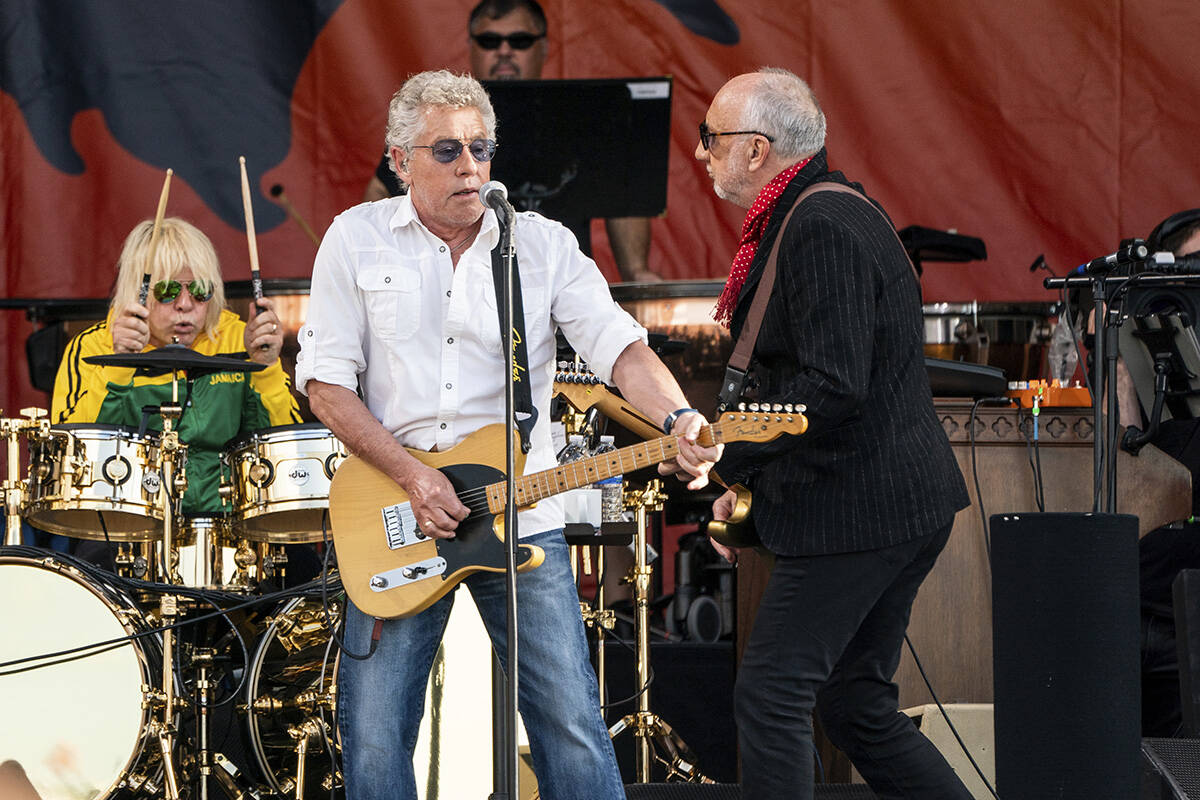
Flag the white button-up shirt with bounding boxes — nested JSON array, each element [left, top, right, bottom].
[[296, 195, 647, 536]]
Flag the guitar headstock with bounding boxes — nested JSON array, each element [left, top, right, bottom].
[[717, 402, 809, 442], [553, 363, 608, 411]]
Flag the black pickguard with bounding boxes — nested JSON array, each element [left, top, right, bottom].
[[433, 462, 540, 579]]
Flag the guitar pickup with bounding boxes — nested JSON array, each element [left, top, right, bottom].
[[381, 501, 428, 550], [370, 557, 447, 591]]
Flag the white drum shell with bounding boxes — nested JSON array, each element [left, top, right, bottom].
[[226, 425, 346, 543], [0, 555, 160, 799], [26, 425, 167, 541]]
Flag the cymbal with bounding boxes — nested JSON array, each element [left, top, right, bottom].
[[86, 344, 266, 375]]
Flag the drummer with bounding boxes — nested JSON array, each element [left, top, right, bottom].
[[50, 217, 301, 517]]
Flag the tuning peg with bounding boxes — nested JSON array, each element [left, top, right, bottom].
[[772, 403, 783, 412], [749, 402, 760, 412], [737, 402, 746, 411]]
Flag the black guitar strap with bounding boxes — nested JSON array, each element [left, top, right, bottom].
[[490, 233, 538, 454]]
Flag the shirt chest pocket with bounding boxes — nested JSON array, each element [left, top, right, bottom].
[[356, 265, 422, 342], [476, 285, 546, 354]]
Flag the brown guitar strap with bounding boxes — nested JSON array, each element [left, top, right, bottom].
[[716, 181, 919, 412]]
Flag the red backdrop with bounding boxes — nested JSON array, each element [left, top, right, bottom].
[[4, 0, 1199, 415]]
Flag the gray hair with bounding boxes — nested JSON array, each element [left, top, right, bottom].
[[741, 67, 826, 160], [384, 70, 498, 184]]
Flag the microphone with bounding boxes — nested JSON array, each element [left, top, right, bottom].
[[478, 181, 513, 216], [1072, 239, 1148, 275]]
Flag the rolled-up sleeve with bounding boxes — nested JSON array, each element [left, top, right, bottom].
[[548, 238, 646, 384], [295, 217, 366, 395]]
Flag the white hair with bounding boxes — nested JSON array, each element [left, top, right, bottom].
[[742, 67, 826, 160]]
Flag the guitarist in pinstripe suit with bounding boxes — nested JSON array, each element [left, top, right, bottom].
[[696, 69, 972, 800]]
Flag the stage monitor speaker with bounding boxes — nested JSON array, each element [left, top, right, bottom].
[[623, 784, 876, 799], [991, 512, 1141, 800], [1175, 570, 1200, 736], [1141, 738, 1200, 799]]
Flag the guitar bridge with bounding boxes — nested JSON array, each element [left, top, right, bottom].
[[370, 557, 447, 591], [381, 501, 426, 550]]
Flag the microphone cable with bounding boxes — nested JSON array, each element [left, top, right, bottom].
[[968, 396, 1017, 563], [904, 632, 1001, 799]]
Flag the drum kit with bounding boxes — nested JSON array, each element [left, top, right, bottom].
[[0, 346, 347, 800]]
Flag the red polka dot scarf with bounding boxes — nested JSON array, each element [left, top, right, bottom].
[[712, 157, 812, 328]]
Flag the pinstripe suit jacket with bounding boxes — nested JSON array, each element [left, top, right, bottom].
[[718, 150, 968, 556]]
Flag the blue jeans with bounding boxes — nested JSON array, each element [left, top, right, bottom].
[[338, 528, 624, 800]]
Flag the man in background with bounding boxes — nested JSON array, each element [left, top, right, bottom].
[[363, 0, 659, 282], [1129, 208, 1200, 736]]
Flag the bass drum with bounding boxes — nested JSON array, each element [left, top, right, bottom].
[[244, 595, 342, 796], [0, 551, 168, 799]]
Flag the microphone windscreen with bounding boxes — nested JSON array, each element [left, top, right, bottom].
[[478, 180, 507, 205]]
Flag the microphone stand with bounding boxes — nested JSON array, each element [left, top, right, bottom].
[[491, 200, 521, 800], [1044, 268, 1200, 512], [1044, 271, 1121, 512]]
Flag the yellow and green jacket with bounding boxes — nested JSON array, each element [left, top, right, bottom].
[[51, 310, 302, 514]]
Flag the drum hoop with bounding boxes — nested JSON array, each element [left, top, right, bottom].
[[0, 554, 159, 799], [245, 595, 341, 792], [47, 422, 160, 440]]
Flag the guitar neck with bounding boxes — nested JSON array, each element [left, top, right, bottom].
[[483, 424, 722, 513]]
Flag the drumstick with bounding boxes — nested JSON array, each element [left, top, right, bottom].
[[269, 184, 321, 246], [139, 168, 174, 305], [238, 156, 264, 307], [240, 157, 273, 352]]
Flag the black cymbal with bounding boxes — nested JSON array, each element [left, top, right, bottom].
[[86, 344, 266, 375]]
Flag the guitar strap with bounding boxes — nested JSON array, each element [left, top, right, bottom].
[[490, 229, 537, 454], [716, 181, 919, 412]]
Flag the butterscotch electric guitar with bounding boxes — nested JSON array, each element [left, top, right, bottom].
[[329, 410, 807, 619]]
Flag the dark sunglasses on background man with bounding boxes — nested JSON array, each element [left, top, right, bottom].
[[412, 138, 498, 164], [698, 121, 775, 151], [471, 32, 544, 50], [153, 279, 214, 304]]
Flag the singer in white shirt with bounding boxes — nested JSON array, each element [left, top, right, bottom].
[[296, 70, 720, 800]]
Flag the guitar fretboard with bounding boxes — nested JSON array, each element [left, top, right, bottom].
[[483, 422, 725, 513]]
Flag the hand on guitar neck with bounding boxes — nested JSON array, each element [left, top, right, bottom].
[[553, 366, 715, 488], [552, 369, 777, 556]]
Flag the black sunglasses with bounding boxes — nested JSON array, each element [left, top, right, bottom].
[[698, 121, 775, 151], [471, 31, 544, 50], [412, 138, 498, 164], [153, 279, 214, 304]]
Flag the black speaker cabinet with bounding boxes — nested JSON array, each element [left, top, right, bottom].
[[991, 512, 1141, 799], [1142, 738, 1200, 799], [623, 784, 876, 799], [1175, 569, 1200, 736]]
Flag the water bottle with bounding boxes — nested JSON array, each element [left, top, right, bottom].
[[591, 435, 626, 523], [557, 433, 588, 464], [1047, 313, 1079, 385], [558, 433, 600, 527]]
